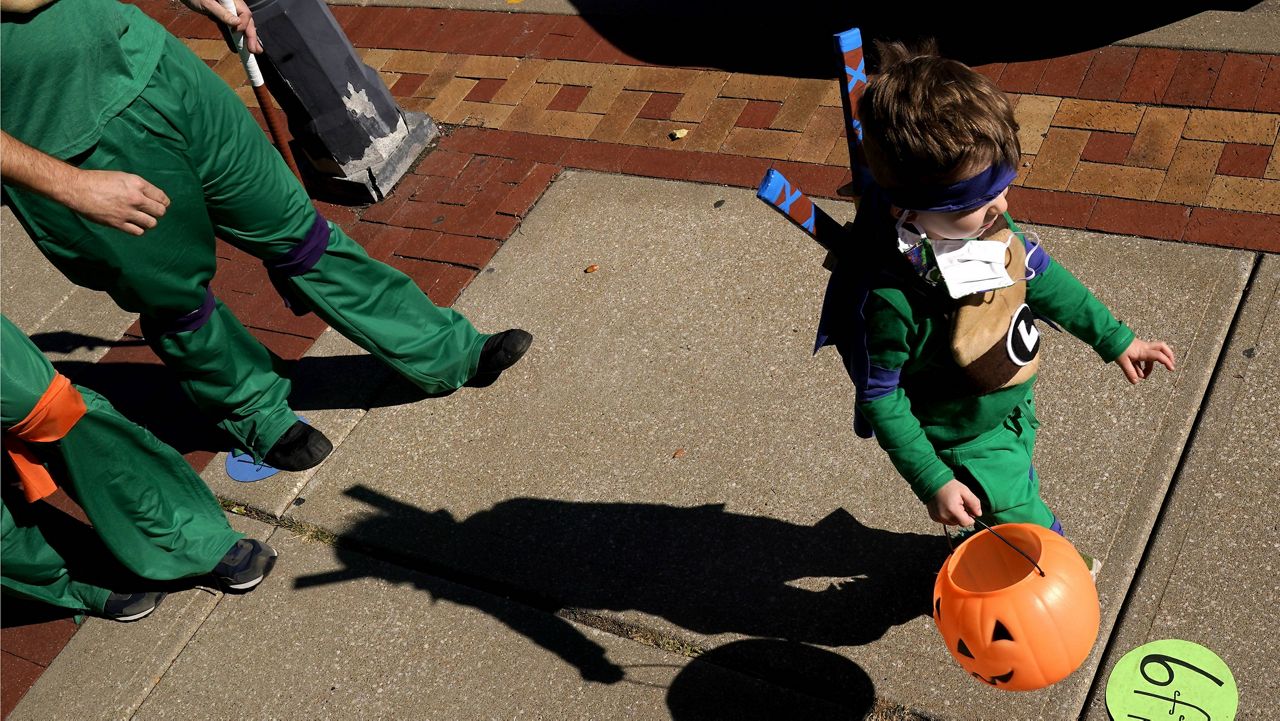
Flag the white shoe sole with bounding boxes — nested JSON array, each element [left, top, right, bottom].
[[221, 547, 279, 590], [107, 595, 164, 622]]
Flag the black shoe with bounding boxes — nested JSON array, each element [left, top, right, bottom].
[[465, 329, 533, 388], [212, 539, 279, 592], [263, 421, 332, 471], [101, 591, 166, 622]]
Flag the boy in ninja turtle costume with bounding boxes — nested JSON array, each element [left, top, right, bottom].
[[817, 42, 1175, 568]]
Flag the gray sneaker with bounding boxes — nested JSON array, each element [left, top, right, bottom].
[[101, 591, 166, 622], [212, 539, 278, 592]]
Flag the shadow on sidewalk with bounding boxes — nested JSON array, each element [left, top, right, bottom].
[[295, 485, 946, 699], [666, 639, 876, 720], [43, 358, 230, 457], [28, 331, 146, 355], [42, 346, 442, 456], [566, 0, 1255, 78]]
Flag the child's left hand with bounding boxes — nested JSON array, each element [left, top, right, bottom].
[[1114, 338, 1176, 384]]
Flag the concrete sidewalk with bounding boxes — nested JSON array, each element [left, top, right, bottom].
[[7, 170, 1273, 720]]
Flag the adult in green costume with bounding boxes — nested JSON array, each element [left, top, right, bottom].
[[0, 0, 531, 470], [1, 314, 275, 621]]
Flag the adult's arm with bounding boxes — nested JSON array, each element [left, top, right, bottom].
[[1, 131, 169, 236], [0, 0, 54, 13]]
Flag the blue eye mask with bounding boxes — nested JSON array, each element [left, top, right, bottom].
[[885, 164, 1018, 213]]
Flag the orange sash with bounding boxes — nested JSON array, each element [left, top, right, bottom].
[[4, 374, 86, 502]]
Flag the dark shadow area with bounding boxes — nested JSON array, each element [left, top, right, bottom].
[[296, 485, 949, 688], [0, 595, 80, 627], [28, 331, 145, 355], [33, 329, 451, 456], [281, 354, 458, 409], [566, 1, 1258, 78], [45, 358, 231, 457], [43, 353, 449, 456], [667, 639, 875, 719], [29, 333, 232, 455]]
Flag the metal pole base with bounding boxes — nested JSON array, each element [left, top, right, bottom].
[[247, 0, 437, 202]]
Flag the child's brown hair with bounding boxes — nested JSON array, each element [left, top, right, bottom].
[[857, 40, 1020, 190]]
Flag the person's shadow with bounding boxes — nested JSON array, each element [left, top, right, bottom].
[[296, 484, 949, 688], [560, 1, 1257, 79]]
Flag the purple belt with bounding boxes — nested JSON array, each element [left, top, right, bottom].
[[266, 214, 331, 316], [140, 287, 216, 338]]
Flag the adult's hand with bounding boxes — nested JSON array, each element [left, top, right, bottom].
[[62, 170, 170, 236], [0, 0, 56, 13], [184, 0, 262, 54], [1, 131, 169, 236]]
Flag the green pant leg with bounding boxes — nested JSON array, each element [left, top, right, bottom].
[[940, 391, 1056, 529], [1, 497, 111, 614], [0, 316, 56, 426], [148, 34, 487, 392], [979, 465, 1055, 528], [291, 226, 487, 391], [56, 386, 244, 580], [1, 315, 242, 582], [147, 301, 298, 458], [2, 85, 299, 458]]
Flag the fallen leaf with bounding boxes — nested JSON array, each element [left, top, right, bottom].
[[584, 264, 599, 273], [672, 448, 686, 458]]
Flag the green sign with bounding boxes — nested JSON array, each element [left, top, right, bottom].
[[1106, 639, 1237, 720]]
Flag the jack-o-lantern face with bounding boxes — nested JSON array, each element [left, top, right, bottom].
[[940, 604, 1019, 686], [933, 523, 1100, 692]]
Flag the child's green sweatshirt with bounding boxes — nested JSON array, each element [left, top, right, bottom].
[[857, 229, 1133, 503]]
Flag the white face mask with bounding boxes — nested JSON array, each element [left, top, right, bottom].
[[930, 234, 1015, 299], [896, 213, 1014, 299]]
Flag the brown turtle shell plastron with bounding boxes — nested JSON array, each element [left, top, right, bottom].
[[949, 217, 1041, 394]]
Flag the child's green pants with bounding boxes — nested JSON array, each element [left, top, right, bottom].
[[936, 389, 1058, 529]]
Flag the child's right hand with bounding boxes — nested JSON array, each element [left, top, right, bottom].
[[927, 480, 983, 526], [1114, 338, 1176, 384]]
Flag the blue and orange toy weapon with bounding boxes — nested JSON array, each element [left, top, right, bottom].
[[756, 27, 872, 252], [756, 28, 877, 439], [755, 169, 843, 251], [835, 27, 872, 193]]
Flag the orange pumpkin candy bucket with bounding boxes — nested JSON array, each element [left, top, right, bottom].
[[932, 522, 1100, 691]]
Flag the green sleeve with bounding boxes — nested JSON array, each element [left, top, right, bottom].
[[1026, 258, 1135, 362], [856, 292, 955, 503], [1, 314, 58, 427]]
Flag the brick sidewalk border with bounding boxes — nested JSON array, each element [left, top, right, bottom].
[[160, 3, 1279, 249]]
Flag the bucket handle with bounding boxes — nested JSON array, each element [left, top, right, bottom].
[[943, 517, 1046, 578]]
